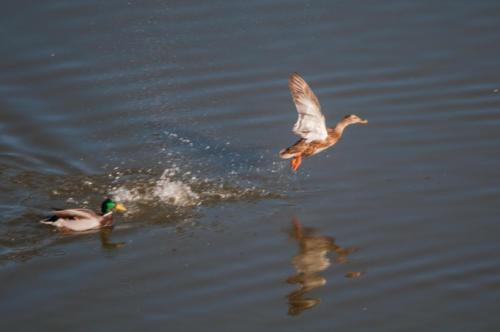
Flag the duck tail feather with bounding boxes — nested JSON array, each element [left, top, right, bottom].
[[40, 215, 58, 224], [279, 148, 298, 159]]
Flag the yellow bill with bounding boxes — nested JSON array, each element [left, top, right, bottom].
[[115, 203, 127, 212]]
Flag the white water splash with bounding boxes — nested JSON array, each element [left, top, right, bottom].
[[152, 170, 199, 206], [110, 169, 199, 209]]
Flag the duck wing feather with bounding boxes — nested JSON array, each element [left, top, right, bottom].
[[51, 208, 100, 220], [288, 73, 328, 142]]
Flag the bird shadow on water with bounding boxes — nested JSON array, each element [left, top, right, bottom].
[[285, 217, 362, 316]]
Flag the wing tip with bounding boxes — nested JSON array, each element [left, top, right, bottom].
[[289, 72, 302, 83], [288, 72, 306, 97]]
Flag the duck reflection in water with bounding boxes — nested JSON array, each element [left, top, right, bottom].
[[286, 218, 357, 316], [99, 227, 125, 250], [61, 227, 125, 249]]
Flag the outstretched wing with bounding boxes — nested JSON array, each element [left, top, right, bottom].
[[288, 73, 328, 142]]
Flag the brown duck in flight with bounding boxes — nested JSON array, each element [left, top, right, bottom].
[[280, 73, 368, 172]]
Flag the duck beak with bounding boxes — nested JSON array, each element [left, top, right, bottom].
[[360, 118, 368, 124], [115, 203, 127, 212]]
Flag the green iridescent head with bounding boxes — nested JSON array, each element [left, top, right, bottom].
[[101, 198, 126, 214]]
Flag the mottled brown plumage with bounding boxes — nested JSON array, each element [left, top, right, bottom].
[[280, 73, 368, 171]]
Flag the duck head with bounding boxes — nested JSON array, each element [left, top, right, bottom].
[[343, 114, 368, 125], [101, 198, 127, 215]]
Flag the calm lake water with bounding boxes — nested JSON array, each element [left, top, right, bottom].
[[1, 1, 500, 331]]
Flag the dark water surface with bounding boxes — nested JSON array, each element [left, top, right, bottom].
[[1, 1, 500, 330]]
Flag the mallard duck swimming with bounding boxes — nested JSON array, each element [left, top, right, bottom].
[[40, 198, 126, 232], [280, 73, 368, 172]]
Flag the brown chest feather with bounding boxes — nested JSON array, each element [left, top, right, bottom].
[[292, 132, 340, 157]]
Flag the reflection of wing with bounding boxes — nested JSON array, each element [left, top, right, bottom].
[[288, 73, 328, 142], [52, 208, 98, 220]]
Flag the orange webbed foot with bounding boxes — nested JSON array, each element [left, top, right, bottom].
[[290, 155, 302, 172]]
